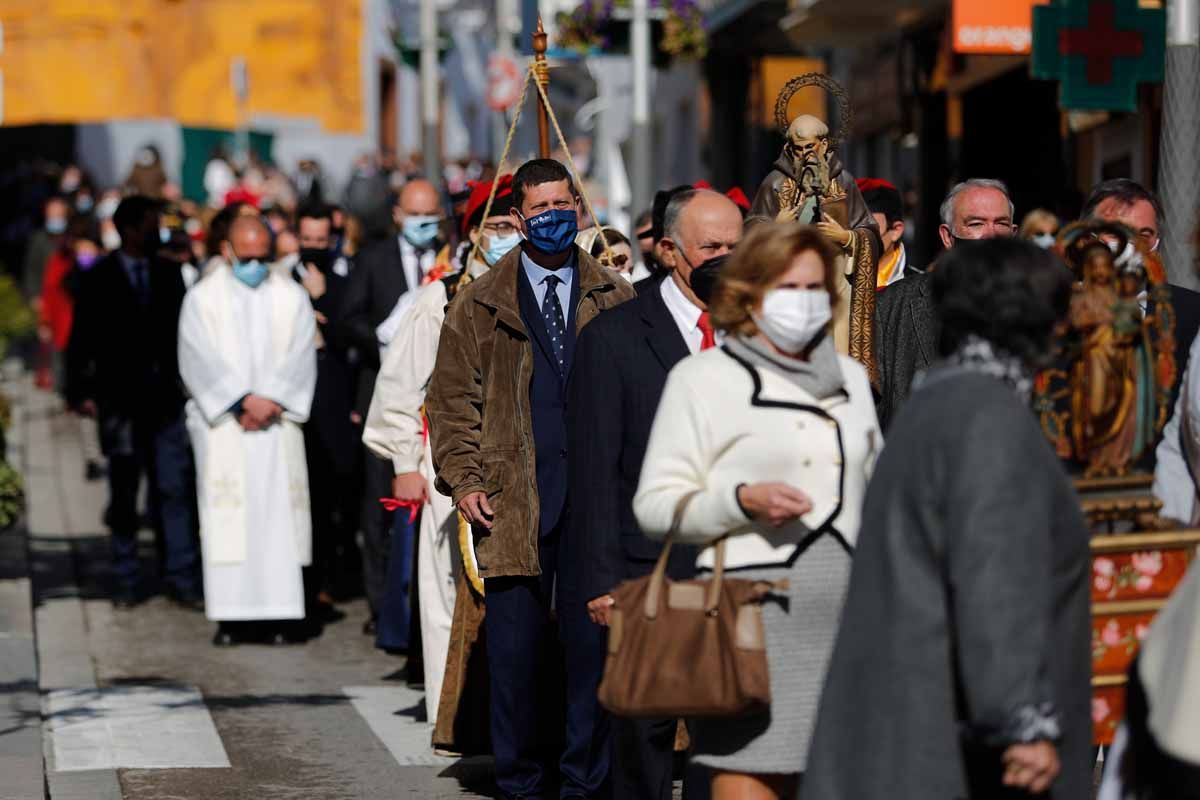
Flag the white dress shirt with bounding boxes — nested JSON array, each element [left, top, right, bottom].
[[660, 274, 706, 354], [520, 251, 575, 313], [398, 235, 437, 294], [1154, 333, 1200, 522], [375, 238, 437, 346]]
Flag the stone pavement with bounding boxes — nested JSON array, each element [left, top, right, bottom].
[[1, 376, 496, 799]]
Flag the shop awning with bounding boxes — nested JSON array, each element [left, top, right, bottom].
[[707, 0, 946, 48]]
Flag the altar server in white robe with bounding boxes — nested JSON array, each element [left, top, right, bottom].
[[178, 215, 318, 645], [363, 174, 516, 720]]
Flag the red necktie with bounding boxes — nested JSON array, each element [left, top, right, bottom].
[[697, 311, 716, 351]]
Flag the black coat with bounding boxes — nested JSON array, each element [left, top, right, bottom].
[[1157, 283, 1200, 413], [565, 283, 698, 605], [874, 272, 936, 431], [65, 251, 188, 439], [293, 261, 358, 477], [802, 368, 1092, 800], [337, 235, 429, 416]]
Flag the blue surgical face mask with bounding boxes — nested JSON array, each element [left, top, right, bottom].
[[401, 215, 440, 249], [46, 217, 67, 235], [232, 258, 269, 288], [1032, 233, 1056, 249], [522, 208, 578, 256], [483, 231, 521, 266]]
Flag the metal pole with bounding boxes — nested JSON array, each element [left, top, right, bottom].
[[630, 0, 652, 217], [533, 19, 551, 159], [420, 0, 440, 177], [494, 0, 514, 161], [1157, 0, 1200, 289]]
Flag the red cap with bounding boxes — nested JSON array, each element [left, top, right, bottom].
[[691, 180, 750, 211], [725, 187, 750, 211], [462, 174, 514, 237], [855, 177, 897, 194]]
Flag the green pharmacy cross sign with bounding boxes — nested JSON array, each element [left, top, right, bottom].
[[1032, 0, 1165, 112]]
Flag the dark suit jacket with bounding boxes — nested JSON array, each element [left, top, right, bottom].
[[1158, 283, 1200, 412], [337, 235, 439, 416], [874, 272, 936, 431], [65, 251, 188, 451], [517, 260, 581, 542], [565, 284, 699, 605], [293, 261, 358, 476]]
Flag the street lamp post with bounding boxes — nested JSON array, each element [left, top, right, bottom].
[[1157, 0, 1200, 289], [420, 0, 440, 176], [630, 0, 651, 219]]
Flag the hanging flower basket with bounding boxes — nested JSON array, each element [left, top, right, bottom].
[[555, 0, 708, 62]]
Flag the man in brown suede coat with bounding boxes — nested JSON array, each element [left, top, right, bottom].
[[427, 158, 635, 799]]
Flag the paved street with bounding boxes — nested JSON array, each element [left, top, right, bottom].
[[0, 376, 496, 799]]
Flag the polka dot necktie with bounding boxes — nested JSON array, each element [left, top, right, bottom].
[[541, 274, 567, 372]]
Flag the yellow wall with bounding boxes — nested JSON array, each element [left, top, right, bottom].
[[757, 57, 827, 129], [0, 0, 363, 133]]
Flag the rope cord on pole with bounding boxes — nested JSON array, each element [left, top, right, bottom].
[[462, 61, 536, 285], [466, 61, 616, 275], [531, 69, 615, 264]]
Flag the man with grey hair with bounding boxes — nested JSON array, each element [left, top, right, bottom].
[[567, 187, 742, 798], [937, 178, 1016, 248], [875, 179, 1015, 429]]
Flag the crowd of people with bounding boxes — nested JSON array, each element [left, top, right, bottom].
[[10, 142, 1200, 800]]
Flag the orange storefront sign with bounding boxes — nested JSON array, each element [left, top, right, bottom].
[[952, 0, 1049, 54]]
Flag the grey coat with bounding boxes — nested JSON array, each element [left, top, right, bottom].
[[874, 271, 936, 431], [801, 368, 1092, 800]]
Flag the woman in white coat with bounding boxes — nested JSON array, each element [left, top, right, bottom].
[[633, 223, 881, 800]]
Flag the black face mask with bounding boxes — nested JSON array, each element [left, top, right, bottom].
[[689, 254, 728, 306], [300, 247, 332, 272]]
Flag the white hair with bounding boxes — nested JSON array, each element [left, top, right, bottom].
[[940, 179, 1014, 228]]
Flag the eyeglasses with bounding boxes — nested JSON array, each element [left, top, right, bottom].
[[957, 220, 1015, 238], [483, 221, 519, 236], [600, 254, 630, 269], [636, 230, 654, 242]]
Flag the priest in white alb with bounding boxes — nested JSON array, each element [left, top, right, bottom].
[[178, 215, 318, 646]]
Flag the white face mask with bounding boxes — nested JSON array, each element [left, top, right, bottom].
[[753, 288, 832, 354], [1032, 233, 1055, 249]]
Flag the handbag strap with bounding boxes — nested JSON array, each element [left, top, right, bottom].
[[644, 490, 700, 620], [705, 538, 726, 615]]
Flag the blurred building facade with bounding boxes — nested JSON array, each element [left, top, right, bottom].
[[0, 0, 399, 199], [703, 0, 1166, 266]]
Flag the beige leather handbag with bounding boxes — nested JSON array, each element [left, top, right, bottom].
[[597, 492, 783, 718]]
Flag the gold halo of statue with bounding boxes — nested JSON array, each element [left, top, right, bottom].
[[773, 73, 853, 150]]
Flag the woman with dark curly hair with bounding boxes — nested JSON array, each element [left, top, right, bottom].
[[802, 239, 1093, 800]]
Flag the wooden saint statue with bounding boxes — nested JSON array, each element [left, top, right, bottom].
[[1037, 221, 1175, 480], [751, 75, 881, 385]]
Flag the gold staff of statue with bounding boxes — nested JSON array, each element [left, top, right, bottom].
[[751, 74, 882, 385]]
